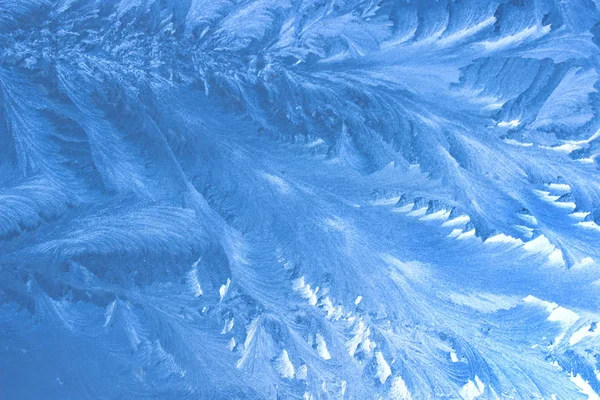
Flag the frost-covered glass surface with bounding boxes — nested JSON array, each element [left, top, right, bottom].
[[2, 1, 600, 398]]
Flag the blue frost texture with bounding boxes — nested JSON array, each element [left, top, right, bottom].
[[2, 1, 600, 399]]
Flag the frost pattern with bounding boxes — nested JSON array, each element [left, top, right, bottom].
[[1, 1, 600, 399]]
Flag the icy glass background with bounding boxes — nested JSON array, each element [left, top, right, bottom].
[[1, 1, 600, 398]]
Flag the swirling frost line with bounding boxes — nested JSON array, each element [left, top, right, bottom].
[[1, 1, 600, 399]]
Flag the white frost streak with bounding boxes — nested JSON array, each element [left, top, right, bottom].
[[481, 25, 550, 51], [524, 295, 579, 345], [236, 318, 259, 370], [437, 17, 496, 46], [522, 235, 566, 266], [187, 258, 203, 297], [442, 215, 470, 227], [293, 276, 318, 305], [274, 350, 295, 379], [570, 325, 600, 346], [103, 300, 116, 327], [262, 173, 291, 194], [524, 295, 579, 326], [296, 364, 308, 380], [316, 333, 331, 360], [227, 338, 236, 351], [390, 376, 412, 400], [459, 376, 485, 400], [497, 119, 520, 128], [571, 374, 600, 400], [219, 278, 231, 301], [346, 320, 371, 357], [375, 352, 391, 384]]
